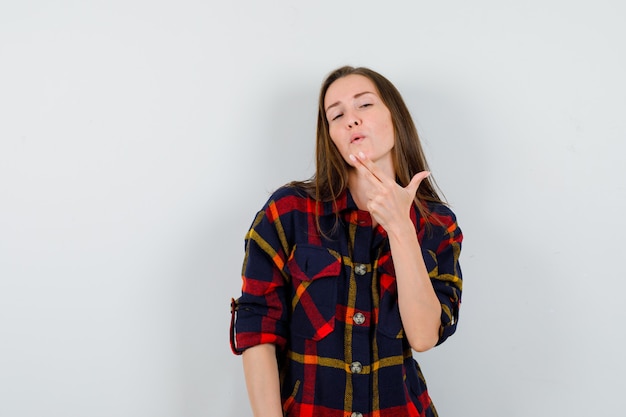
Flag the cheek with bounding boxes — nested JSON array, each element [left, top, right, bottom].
[[381, 114, 394, 133], [328, 129, 344, 151], [381, 119, 395, 146], [328, 133, 354, 165]]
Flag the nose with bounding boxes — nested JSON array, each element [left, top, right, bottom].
[[348, 119, 360, 128]]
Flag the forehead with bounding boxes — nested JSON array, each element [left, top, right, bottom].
[[324, 74, 378, 107]]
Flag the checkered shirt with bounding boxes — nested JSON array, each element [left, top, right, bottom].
[[231, 185, 463, 417]]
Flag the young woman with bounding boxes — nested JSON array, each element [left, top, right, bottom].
[[230, 66, 463, 417]]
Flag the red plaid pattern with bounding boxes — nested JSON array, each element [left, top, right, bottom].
[[231, 185, 463, 417]]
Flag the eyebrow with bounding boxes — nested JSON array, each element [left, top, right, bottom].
[[325, 91, 376, 114]]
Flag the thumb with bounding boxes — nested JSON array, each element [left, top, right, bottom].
[[406, 171, 431, 196]]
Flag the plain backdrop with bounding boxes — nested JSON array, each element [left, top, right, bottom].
[[1, 1, 625, 416]]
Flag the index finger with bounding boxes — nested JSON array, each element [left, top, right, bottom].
[[350, 152, 393, 185]]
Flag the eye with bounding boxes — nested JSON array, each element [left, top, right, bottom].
[[331, 113, 343, 121], [359, 103, 372, 109]]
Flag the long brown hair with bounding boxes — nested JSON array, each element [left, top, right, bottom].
[[292, 66, 446, 224]]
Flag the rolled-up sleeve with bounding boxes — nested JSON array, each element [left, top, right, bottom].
[[427, 207, 463, 346], [230, 205, 290, 355]]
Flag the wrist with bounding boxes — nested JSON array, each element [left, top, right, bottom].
[[385, 219, 417, 242]]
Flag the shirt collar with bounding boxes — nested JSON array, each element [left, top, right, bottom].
[[317, 188, 356, 216]]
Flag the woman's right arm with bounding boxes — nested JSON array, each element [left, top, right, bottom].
[[235, 192, 297, 416], [242, 343, 283, 417]]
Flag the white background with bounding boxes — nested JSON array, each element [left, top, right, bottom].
[[1, 1, 625, 416]]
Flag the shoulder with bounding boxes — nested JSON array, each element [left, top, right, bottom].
[[260, 184, 314, 216], [425, 201, 459, 227], [420, 201, 463, 246]]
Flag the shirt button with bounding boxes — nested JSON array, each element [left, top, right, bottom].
[[353, 312, 365, 325], [351, 412, 363, 417], [350, 361, 363, 374], [354, 263, 367, 276]]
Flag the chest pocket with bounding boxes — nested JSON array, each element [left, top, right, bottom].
[[286, 244, 342, 341]]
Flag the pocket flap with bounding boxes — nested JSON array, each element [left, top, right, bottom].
[[287, 244, 341, 282]]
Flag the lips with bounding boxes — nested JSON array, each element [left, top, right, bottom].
[[350, 133, 365, 143]]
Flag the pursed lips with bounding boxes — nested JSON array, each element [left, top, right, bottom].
[[350, 133, 365, 143]]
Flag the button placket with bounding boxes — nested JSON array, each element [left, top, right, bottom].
[[347, 219, 371, 417]]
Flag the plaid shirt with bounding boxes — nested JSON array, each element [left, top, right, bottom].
[[231, 185, 463, 417]]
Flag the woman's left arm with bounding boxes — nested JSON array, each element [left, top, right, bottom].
[[351, 153, 461, 352], [386, 220, 442, 352]]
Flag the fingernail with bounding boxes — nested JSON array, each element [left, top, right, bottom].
[[349, 154, 356, 161], [358, 152, 365, 158]]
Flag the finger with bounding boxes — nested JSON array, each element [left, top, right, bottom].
[[406, 171, 431, 196], [349, 153, 384, 185], [351, 152, 393, 185]]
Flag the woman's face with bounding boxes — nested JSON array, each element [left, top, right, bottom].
[[324, 74, 395, 168]]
